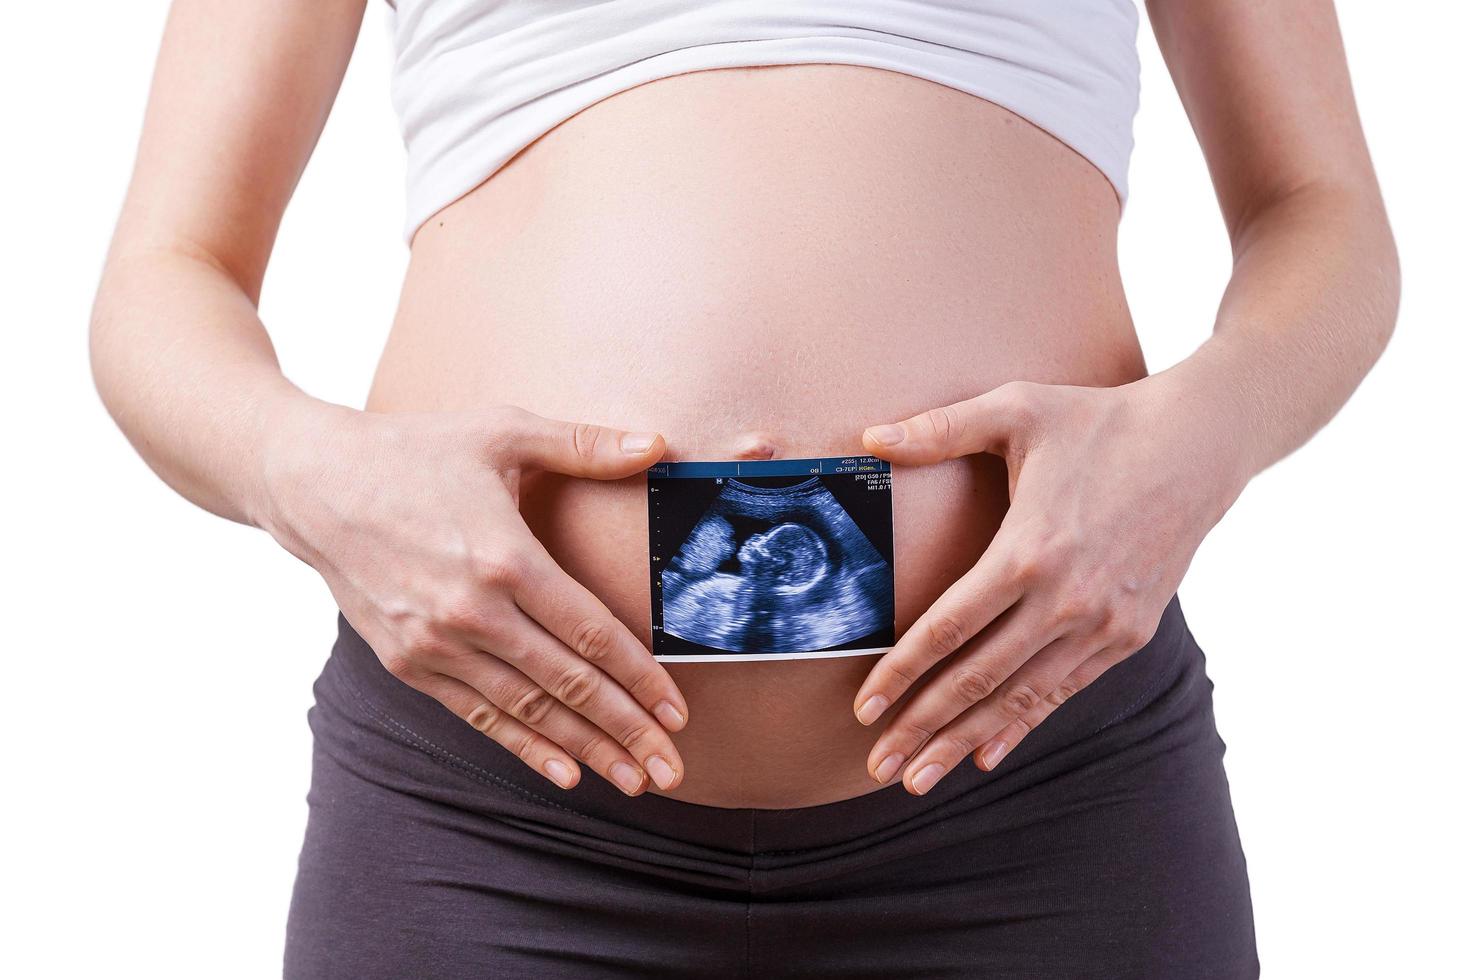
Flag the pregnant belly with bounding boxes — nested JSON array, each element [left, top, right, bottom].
[[367, 65, 1147, 807]]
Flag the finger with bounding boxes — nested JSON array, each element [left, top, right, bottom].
[[853, 546, 1023, 727], [973, 648, 1123, 772], [513, 533, 689, 733], [473, 600, 686, 792], [899, 634, 1097, 795], [864, 602, 1059, 782], [444, 652, 671, 796], [501, 406, 665, 479], [860, 382, 1037, 466], [414, 672, 584, 791]]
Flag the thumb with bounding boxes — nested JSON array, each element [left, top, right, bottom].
[[503, 407, 665, 478], [861, 382, 1037, 465]]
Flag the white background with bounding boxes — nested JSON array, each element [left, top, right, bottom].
[[3, 2, 1468, 976]]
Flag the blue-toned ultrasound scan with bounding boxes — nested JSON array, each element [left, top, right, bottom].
[[646, 457, 895, 661]]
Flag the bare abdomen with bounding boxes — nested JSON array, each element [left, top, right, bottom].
[[367, 65, 1146, 807]]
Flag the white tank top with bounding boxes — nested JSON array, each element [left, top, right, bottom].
[[384, 0, 1142, 242]]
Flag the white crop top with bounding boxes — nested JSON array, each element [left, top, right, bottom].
[[384, 0, 1142, 242]]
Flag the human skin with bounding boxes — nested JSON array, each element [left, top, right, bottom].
[[851, 0, 1401, 795], [91, 0, 1397, 807], [368, 64, 1139, 807]]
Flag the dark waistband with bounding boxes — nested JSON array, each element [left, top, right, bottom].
[[314, 594, 1201, 857]]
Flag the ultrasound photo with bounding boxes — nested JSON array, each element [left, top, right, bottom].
[[646, 457, 895, 661]]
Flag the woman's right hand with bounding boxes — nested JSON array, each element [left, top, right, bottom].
[[257, 401, 687, 796]]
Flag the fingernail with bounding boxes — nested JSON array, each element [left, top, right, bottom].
[[620, 432, 659, 454], [980, 739, 1010, 771], [865, 424, 905, 446], [874, 752, 905, 783], [856, 694, 890, 726], [542, 759, 575, 788], [645, 755, 677, 790], [611, 761, 645, 795], [654, 700, 686, 731], [910, 762, 945, 795]]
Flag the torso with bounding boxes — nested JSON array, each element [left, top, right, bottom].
[[367, 65, 1146, 808]]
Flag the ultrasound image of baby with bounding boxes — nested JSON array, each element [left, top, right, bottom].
[[660, 477, 893, 655]]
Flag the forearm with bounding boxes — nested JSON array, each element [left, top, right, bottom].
[[89, 242, 336, 528], [1147, 182, 1400, 496]]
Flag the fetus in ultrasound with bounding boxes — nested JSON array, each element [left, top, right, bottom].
[[660, 477, 893, 654]]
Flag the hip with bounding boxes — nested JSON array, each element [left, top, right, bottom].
[[288, 595, 1258, 977], [313, 592, 1205, 830]]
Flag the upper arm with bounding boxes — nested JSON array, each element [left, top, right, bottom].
[[1144, 0, 1384, 241], [112, 0, 368, 300]]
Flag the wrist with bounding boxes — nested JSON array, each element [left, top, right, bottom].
[[1126, 361, 1257, 523], [250, 384, 357, 542]]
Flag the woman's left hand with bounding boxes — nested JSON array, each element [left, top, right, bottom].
[[852, 376, 1249, 795]]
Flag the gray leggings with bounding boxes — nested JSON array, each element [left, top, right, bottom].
[[285, 595, 1257, 978]]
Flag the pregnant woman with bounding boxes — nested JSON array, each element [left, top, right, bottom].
[[91, 0, 1398, 976]]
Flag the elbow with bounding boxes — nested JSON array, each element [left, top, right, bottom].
[[1251, 178, 1402, 367], [1362, 201, 1401, 366], [1380, 222, 1401, 345], [88, 241, 178, 426], [88, 248, 160, 434], [88, 261, 135, 431], [87, 270, 121, 423]]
